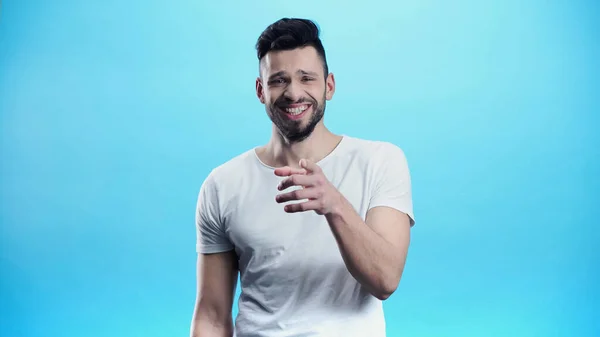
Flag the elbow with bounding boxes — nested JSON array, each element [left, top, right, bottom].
[[190, 303, 233, 337], [374, 292, 391, 301], [373, 277, 400, 301], [374, 285, 396, 301]]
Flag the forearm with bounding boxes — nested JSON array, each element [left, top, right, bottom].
[[325, 199, 405, 300]]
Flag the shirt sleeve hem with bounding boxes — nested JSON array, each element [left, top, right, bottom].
[[196, 243, 235, 254], [368, 201, 415, 227]]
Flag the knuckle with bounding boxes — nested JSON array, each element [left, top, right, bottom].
[[316, 188, 324, 198]]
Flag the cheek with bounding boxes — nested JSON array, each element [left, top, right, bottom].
[[265, 89, 281, 103], [310, 84, 326, 96]]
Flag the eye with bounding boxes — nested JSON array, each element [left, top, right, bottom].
[[270, 78, 287, 84], [302, 76, 314, 82]]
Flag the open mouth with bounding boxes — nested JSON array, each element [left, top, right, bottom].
[[279, 104, 311, 120]]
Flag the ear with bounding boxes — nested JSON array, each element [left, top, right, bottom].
[[256, 77, 265, 104], [325, 73, 336, 101]]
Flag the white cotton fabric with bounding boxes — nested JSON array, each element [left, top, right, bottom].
[[196, 135, 415, 337]]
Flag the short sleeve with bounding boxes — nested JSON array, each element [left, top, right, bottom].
[[368, 143, 416, 226], [195, 172, 235, 253]]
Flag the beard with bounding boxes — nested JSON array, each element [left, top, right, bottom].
[[267, 92, 326, 143]]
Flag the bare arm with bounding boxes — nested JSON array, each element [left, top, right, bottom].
[[274, 156, 413, 301], [190, 250, 238, 337], [325, 202, 411, 300]]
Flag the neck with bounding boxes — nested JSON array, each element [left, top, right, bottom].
[[258, 123, 343, 169]]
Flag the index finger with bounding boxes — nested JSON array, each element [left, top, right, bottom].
[[299, 159, 322, 174], [274, 166, 307, 177]]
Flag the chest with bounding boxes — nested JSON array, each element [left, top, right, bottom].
[[223, 165, 374, 272]]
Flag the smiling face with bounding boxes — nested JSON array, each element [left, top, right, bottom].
[[256, 46, 335, 143]]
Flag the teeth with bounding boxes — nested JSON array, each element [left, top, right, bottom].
[[284, 105, 309, 115]]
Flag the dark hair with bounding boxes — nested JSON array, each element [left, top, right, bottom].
[[255, 18, 329, 77]]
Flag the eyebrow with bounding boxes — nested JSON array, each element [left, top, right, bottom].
[[298, 70, 319, 77], [268, 71, 286, 81], [268, 69, 319, 81]]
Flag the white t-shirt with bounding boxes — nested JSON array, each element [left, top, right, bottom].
[[195, 135, 415, 337]]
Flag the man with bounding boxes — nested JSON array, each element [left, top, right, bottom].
[[190, 18, 415, 337]]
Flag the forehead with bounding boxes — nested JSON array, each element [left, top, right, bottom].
[[261, 46, 322, 76]]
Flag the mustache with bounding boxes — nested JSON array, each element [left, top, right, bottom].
[[274, 97, 316, 107]]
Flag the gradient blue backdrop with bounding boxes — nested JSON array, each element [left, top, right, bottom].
[[1, 1, 598, 336]]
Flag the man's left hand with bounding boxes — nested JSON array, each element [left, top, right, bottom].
[[274, 159, 343, 215]]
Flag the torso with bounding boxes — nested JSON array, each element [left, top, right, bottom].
[[210, 136, 391, 337]]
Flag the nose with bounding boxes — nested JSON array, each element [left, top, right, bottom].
[[282, 81, 303, 102]]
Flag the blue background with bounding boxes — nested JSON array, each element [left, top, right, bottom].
[[1, 1, 598, 336]]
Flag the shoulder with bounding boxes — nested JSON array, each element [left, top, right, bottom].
[[341, 136, 408, 165], [196, 148, 259, 219], [203, 148, 257, 191], [209, 149, 255, 179]]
